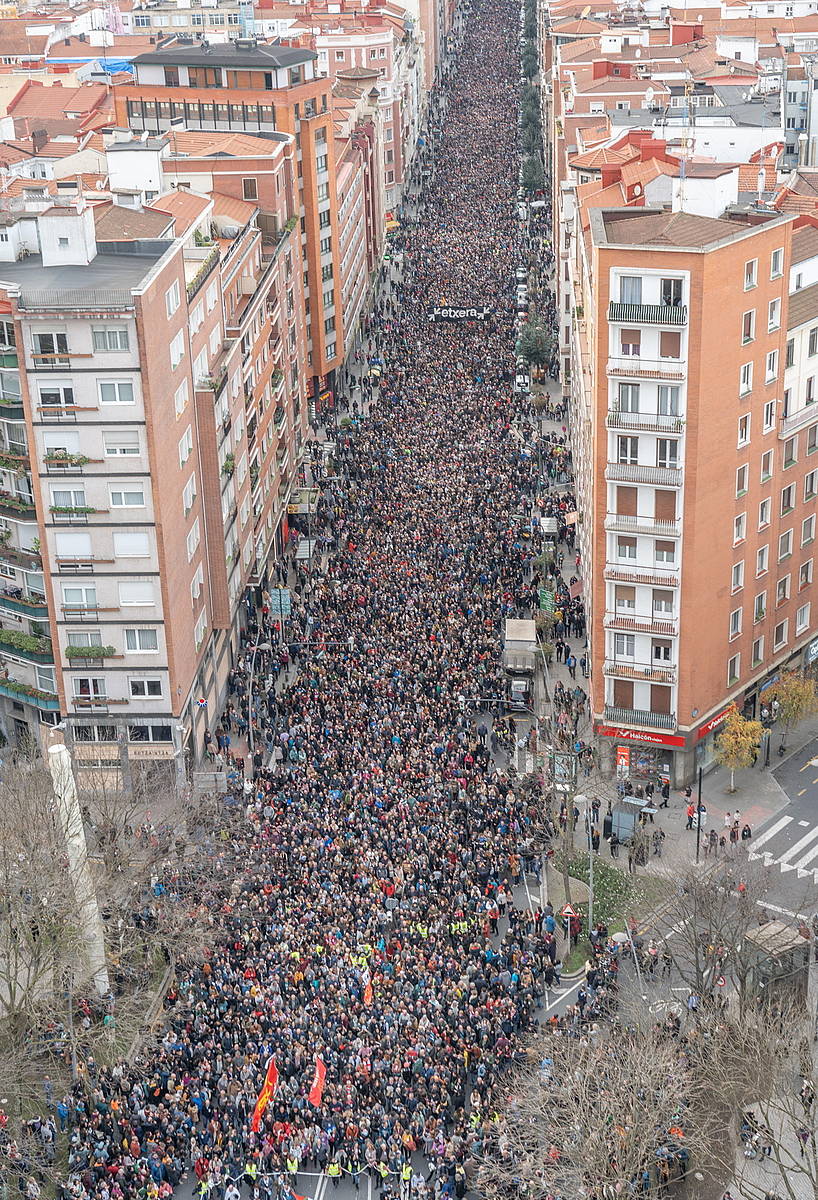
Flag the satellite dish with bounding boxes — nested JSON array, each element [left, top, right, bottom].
[[742, 90, 749, 100], [633, 182, 643, 194], [635, 46, 642, 57], [645, 85, 655, 104]]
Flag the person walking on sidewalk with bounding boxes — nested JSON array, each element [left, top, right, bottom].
[[686, 802, 695, 830]]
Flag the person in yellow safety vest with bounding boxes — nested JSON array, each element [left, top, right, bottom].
[[327, 1162, 342, 1188], [401, 1163, 412, 1186], [197, 1181, 209, 1200], [376, 1162, 389, 1186], [244, 1162, 258, 1186], [286, 1156, 299, 1177]]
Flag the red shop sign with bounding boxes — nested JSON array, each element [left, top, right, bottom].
[[595, 724, 686, 749], [696, 706, 731, 741]]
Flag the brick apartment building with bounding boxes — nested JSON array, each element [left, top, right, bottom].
[[565, 203, 818, 783], [113, 38, 346, 412], [0, 166, 307, 779]]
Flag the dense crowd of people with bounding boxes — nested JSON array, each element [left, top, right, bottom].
[[0, 2, 594, 1198]]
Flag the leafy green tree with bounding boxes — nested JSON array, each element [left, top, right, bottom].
[[521, 45, 538, 78], [521, 154, 545, 192], [518, 318, 554, 368], [522, 124, 542, 155]]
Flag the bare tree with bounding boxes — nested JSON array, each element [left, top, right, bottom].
[[0, 764, 234, 1192], [479, 1025, 709, 1200]]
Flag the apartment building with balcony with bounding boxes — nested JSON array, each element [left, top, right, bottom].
[[566, 204, 818, 784], [113, 38, 345, 412], [0, 170, 308, 777]]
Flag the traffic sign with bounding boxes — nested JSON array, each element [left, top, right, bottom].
[[560, 903, 577, 918]]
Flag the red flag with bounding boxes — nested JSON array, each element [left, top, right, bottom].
[[363, 982, 373, 1007], [251, 1058, 279, 1132], [308, 1057, 327, 1107]]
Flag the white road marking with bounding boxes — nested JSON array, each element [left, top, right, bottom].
[[777, 825, 818, 866], [748, 814, 793, 851]]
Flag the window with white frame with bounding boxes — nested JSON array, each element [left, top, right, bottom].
[[738, 414, 750, 446], [779, 528, 793, 560], [744, 258, 758, 289], [766, 349, 778, 382], [124, 628, 158, 652], [754, 591, 767, 622], [752, 635, 764, 666], [183, 473, 197, 515], [800, 559, 813, 589], [118, 580, 154, 606], [776, 574, 791, 605], [62, 583, 96, 609], [39, 381, 74, 407], [757, 545, 769, 576], [110, 485, 144, 508], [189, 301, 204, 337], [93, 327, 129, 352], [67, 630, 102, 649], [773, 619, 788, 649], [190, 563, 203, 605], [114, 531, 150, 558], [178, 425, 193, 468], [165, 280, 180, 317], [729, 608, 742, 639], [103, 429, 140, 457], [736, 465, 748, 496], [727, 653, 740, 685], [98, 380, 135, 405], [734, 513, 746, 544], [768, 297, 781, 331], [803, 514, 816, 545], [797, 602, 811, 634], [732, 561, 745, 592], [194, 607, 207, 647], [763, 400, 776, 434], [175, 380, 189, 418], [771, 247, 783, 278], [614, 633, 635, 658], [169, 330, 186, 372], [740, 363, 753, 395], [129, 678, 163, 697], [186, 518, 200, 562]]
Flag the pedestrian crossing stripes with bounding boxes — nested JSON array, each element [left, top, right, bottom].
[[748, 814, 818, 882]]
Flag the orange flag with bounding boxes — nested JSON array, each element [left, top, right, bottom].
[[308, 1057, 327, 1107], [363, 982, 374, 1007], [251, 1058, 278, 1132]]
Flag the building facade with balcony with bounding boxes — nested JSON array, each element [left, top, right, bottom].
[[0, 184, 308, 779], [569, 205, 818, 783], [113, 38, 345, 417]]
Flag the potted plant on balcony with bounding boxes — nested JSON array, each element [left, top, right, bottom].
[[65, 644, 115, 662], [44, 450, 92, 468], [221, 453, 236, 478]]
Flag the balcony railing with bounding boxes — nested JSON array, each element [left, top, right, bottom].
[[0, 493, 36, 521], [605, 463, 683, 487], [605, 514, 680, 537], [0, 678, 59, 710], [604, 612, 677, 636], [603, 704, 677, 730], [604, 565, 679, 587], [606, 357, 686, 381], [608, 301, 687, 326], [778, 404, 818, 440], [606, 410, 685, 434], [603, 660, 677, 684], [0, 590, 49, 619]]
